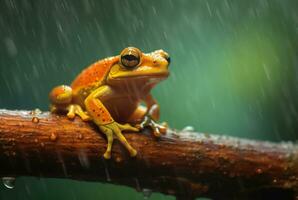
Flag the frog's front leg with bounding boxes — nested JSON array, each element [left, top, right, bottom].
[[84, 86, 139, 159]]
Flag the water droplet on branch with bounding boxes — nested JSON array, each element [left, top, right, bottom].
[[2, 177, 16, 189], [181, 126, 195, 132], [32, 117, 39, 123], [50, 133, 58, 141]]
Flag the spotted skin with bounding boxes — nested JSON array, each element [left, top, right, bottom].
[[71, 57, 117, 93], [85, 98, 113, 125]]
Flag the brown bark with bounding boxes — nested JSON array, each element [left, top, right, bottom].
[[0, 109, 298, 199]]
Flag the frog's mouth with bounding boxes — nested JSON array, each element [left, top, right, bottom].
[[107, 64, 169, 83]]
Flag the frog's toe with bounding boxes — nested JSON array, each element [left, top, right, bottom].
[[103, 151, 111, 159], [158, 123, 168, 135], [66, 105, 76, 119], [152, 126, 161, 137], [81, 115, 91, 121], [129, 148, 137, 157], [141, 116, 168, 137], [74, 105, 91, 121], [161, 122, 168, 129], [67, 111, 75, 119], [140, 115, 151, 129]]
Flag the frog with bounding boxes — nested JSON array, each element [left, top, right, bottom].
[[49, 47, 170, 159]]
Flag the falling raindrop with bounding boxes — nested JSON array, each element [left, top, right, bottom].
[[142, 188, 152, 199], [78, 150, 90, 169], [105, 167, 111, 182], [4, 37, 17, 57], [134, 178, 141, 192], [2, 177, 16, 189], [102, 160, 111, 182]]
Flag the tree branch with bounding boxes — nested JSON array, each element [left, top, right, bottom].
[[0, 109, 298, 199]]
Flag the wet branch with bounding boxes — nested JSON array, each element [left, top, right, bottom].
[[0, 109, 298, 199]]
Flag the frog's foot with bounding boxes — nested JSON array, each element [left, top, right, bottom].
[[66, 104, 91, 121], [139, 116, 168, 137], [99, 122, 139, 159]]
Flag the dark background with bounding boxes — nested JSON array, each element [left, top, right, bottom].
[[0, 0, 298, 199]]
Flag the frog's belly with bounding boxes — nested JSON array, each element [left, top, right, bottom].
[[72, 89, 145, 123], [101, 97, 140, 123]]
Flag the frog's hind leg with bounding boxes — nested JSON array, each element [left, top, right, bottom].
[[49, 85, 73, 105], [49, 85, 90, 121]]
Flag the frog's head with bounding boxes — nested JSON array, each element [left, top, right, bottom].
[[107, 47, 170, 85]]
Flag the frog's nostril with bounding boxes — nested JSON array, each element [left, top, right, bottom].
[[166, 56, 171, 64]]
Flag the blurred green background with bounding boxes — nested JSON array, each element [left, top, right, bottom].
[[1, 0, 298, 199]]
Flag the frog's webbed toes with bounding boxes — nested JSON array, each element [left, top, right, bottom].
[[152, 123, 167, 137], [99, 122, 137, 159], [140, 116, 168, 137]]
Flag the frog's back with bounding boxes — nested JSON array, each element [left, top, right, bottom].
[[71, 56, 118, 93], [70, 56, 118, 106]]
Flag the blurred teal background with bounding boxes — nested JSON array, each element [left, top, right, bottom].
[[1, 0, 298, 199]]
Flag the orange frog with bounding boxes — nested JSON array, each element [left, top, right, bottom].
[[49, 47, 170, 159]]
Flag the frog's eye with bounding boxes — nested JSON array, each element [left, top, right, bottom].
[[120, 47, 141, 69]]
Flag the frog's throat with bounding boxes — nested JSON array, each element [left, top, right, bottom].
[[106, 71, 169, 89], [109, 71, 169, 80]]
